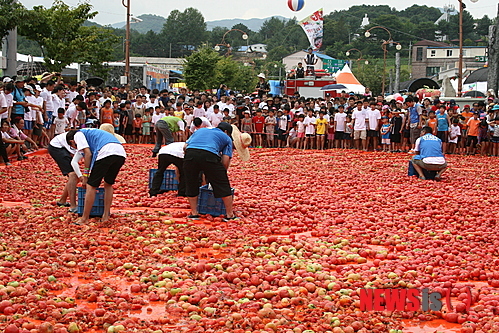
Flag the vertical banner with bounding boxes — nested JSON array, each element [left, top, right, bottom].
[[299, 9, 323, 51]]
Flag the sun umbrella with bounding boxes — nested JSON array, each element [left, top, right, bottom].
[[320, 84, 347, 91], [85, 77, 105, 87], [462, 91, 486, 98]]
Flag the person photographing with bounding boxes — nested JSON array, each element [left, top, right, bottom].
[[411, 126, 447, 181]]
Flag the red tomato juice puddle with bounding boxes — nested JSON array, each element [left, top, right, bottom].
[[402, 319, 461, 332]]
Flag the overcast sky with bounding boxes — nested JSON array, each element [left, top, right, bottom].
[[19, 0, 495, 26]]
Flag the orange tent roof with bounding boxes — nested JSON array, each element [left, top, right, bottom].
[[335, 64, 362, 86]]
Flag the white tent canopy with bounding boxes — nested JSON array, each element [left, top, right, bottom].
[[334, 64, 366, 94]]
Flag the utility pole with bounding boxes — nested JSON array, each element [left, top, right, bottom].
[[457, 0, 464, 97], [395, 52, 401, 93], [122, 0, 130, 87], [2, 0, 18, 77], [487, 4, 499, 97]]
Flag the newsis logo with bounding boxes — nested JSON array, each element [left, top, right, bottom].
[[360, 287, 472, 312]]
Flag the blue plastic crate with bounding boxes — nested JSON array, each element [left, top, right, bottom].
[[77, 187, 105, 217], [197, 185, 234, 217], [408, 161, 437, 180], [148, 169, 178, 191]]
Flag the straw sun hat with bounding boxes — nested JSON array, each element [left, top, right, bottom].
[[99, 123, 126, 143], [231, 125, 251, 162]]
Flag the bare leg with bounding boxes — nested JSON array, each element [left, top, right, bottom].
[[221, 195, 234, 218], [187, 196, 198, 216], [79, 184, 96, 224], [101, 182, 114, 222], [67, 173, 78, 208], [412, 163, 425, 179]]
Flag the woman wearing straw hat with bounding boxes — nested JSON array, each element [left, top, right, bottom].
[[183, 122, 251, 222]]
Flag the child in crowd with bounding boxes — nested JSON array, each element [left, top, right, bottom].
[[54, 108, 69, 135], [491, 117, 499, 157], [448, 118, 461, 154], [477, 120, 489, 156], [241, 111, 252, 133], [252, 109, 265, 148], [303, 109, 316, 149], [327, 116, 335, 149], [142, 108, 152, 144], [426, 111, 437, 135], [265, 110, 276, 148], [113, 111, 120, 133], [287, 123, 299, 148], [390, 111, 403, 152], [344, 115, 353, 149], [466, 112, 480, 155], [380, 116, 391, 152], [315, 111, 327, 150], [133, 114, 143, 144], [296, 114, 306, 149]]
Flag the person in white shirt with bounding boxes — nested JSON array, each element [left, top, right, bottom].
[[149, 141, 186, 197], [303, 109, 316, 149], [67, 128, 126, 224], [208, 106, 223, 128], [190, 117, 212, 134], [334, 105, 347, 148], [66, 82, 79, 103], [48, 132, 78, 210], [1, 83, 14, 120], [145, 95, 159, 110], [352, 101, 368, 150], [366, 102, 382, 151], [40, 81, 55, 131], [193, 101, 206, 118]]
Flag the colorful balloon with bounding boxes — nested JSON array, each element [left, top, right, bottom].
[[288, 0, 305, 12]]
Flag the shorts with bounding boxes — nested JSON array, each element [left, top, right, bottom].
[[276, 129, 287, 141], [327, 133, 334, 140], [87, 155, 126, 188], [412, 157, 447, 171], [461, 129, 468, 137], [367, 130, 378, 138], [33, 123, 43, 136], [125, 124, 133, 136], [184, 149, 232, 198], [306, 134, 315, 138], [466, 136, 477, 147], [344, 133, 352, 140], [390, 133, 401, 143], [24, 120, 34, 130], [491, 136, 499, 143], [382, 138, 391, 145], [410, 127, 421, 144], [335, 131, 344, 140], [44, 111, 54, 129], [48, 144, 74, 176], [403, 129, 410, 139], [479, 136, 489, 143], [297, 132, 305, 138], [437, 131, 448, 142], [316, 134, 325, 137], [353, 130, 366, 140], [142, 125, 151, 136], [134, 127, 141, 135]]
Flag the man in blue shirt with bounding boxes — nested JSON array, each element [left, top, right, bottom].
[[183, 122, 236, 221], [411, 126, 447, 181]]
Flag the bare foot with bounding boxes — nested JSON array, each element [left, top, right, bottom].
[[74, 218, 88, 225]]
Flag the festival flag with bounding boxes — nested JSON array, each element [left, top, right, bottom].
[[299, 9, 323, 51]]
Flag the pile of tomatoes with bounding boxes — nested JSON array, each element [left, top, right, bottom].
[[0, 146, 499, 333]]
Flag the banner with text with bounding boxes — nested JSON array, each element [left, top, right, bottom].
[[299, 9, 323, 51]]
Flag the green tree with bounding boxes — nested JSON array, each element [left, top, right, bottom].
[[183, 48, 220, 90], [18, 0, 119, 72], [161, 8, 207, 57], [215, 56, 255, 92], [0, 0, 26, 45], [475, 15, 492, 37]]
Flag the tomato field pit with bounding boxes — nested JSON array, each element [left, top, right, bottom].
[[1, 145, 499, 333]]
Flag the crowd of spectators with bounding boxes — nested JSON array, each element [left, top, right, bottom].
[[1, 72, 499, 167]]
